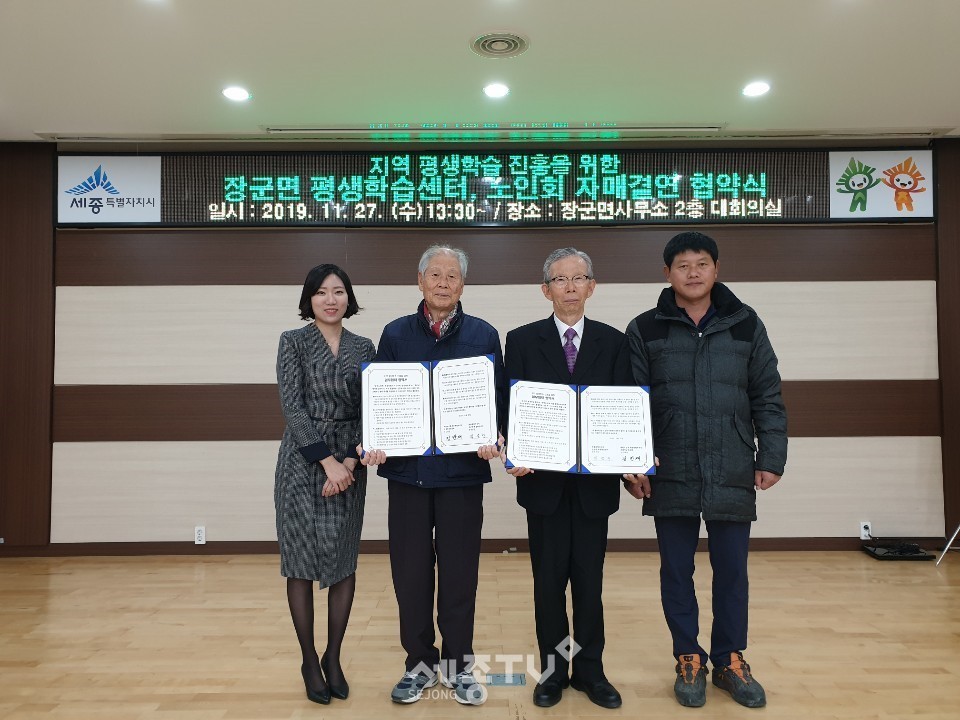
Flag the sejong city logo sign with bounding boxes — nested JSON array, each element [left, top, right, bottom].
[[58, 156, 161, 223]]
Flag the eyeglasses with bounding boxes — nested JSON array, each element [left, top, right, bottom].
[[547, 274, 593, 286]]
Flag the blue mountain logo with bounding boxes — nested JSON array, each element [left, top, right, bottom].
[[64, 164, 120, 196]]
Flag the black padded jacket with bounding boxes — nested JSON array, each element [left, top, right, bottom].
[[626, 283, 787, 522]]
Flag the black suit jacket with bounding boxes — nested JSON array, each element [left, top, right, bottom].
[[503, 316, 634, 519]]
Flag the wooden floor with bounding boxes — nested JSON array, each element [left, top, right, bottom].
[[1, 551, 959, 719]]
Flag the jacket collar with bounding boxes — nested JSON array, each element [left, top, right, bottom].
[[656, 282, 745, 330], [416, 299, 464, 339]]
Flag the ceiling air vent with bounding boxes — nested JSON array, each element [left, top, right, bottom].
[[471, 33, 529, 59]]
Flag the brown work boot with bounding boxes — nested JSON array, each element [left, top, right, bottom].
[[674, 653, 707, 707], [712, 652, 766, 708]]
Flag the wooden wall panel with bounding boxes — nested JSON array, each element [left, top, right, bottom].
[[1, 537, 923, 556], [53, 380, 940, 443], [935, 139, 960, 535], [37, 157, 951, 551], [56, 224, 936, 286], [780, 380, 941, 437], [54, 385, 286, 442], [53, 281, 939, 384], [746, 437, 944, 540], [49, 441, 279, 543], [47, 436, 944, 543], [0, 144, 54, 546], [737, 280, 938, 380]]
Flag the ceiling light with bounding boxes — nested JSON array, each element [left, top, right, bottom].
[[483, 83, 510, 99], [222, 86, 252, 101], [742, 81, 770, 97]]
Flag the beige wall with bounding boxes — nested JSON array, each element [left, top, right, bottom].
[[55, 281, 938, 384], [50, 281, 943, 542]]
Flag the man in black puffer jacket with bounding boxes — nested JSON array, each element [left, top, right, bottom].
[[626, 232, 787, 710]]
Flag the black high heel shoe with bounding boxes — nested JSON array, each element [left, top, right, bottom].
[[301, 664, 331, 704], [321, 653, 349, 700]]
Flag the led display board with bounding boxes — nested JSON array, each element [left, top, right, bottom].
[[58, 149, 933, 227]]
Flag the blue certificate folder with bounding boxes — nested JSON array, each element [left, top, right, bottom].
[[361, 355, 497, 456], [504, 381, 656, 475]]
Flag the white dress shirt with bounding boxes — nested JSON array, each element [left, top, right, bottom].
[[553, 314, 585, 351]]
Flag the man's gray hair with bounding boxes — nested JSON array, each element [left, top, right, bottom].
[[419, 244, 469, 278], [542, 247, 594, 284]]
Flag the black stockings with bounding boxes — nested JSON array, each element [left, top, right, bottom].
[[287, 577, 326, 695], [286, 573, 356, 691], [323, 572, 356, 687]]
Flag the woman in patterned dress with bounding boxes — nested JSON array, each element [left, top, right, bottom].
[[275, 264, 375, 704]]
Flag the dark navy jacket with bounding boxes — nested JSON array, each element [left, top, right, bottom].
[[375, 301, 504, 488]]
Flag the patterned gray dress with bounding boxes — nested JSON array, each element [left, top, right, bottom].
[[274, 324, 376, 585]]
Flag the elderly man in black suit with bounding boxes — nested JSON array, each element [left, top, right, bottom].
[[501, 247, 640, 710]]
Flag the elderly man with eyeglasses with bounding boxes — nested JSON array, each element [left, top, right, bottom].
[[500, 247, 636, 710]]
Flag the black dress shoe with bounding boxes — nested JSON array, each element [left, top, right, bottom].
[[301, 664, 331, 704], [570, 677, 622, 709], [532, 677, 568, 707], [320, 654, 349, 700]]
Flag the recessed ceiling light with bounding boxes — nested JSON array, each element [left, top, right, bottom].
[[222, 86, 252, 101], [483, 83, 510, 99], [742, 81, 770, 97]]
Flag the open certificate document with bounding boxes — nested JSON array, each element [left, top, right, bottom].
[[505, 381, 655, 474], [361, 355, 497, 457]]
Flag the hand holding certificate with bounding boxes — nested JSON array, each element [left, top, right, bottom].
[[505, 381, 655, 475], [361, 355, 498, 457]]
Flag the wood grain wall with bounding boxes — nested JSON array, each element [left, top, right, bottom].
[[0, 143, 54, 546], [935, 140, 960, 535], [2, 140, 959, 553], [47, 224, 945, 545]]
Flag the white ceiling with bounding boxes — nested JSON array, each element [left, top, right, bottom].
[[2, 0, 959, 145]]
